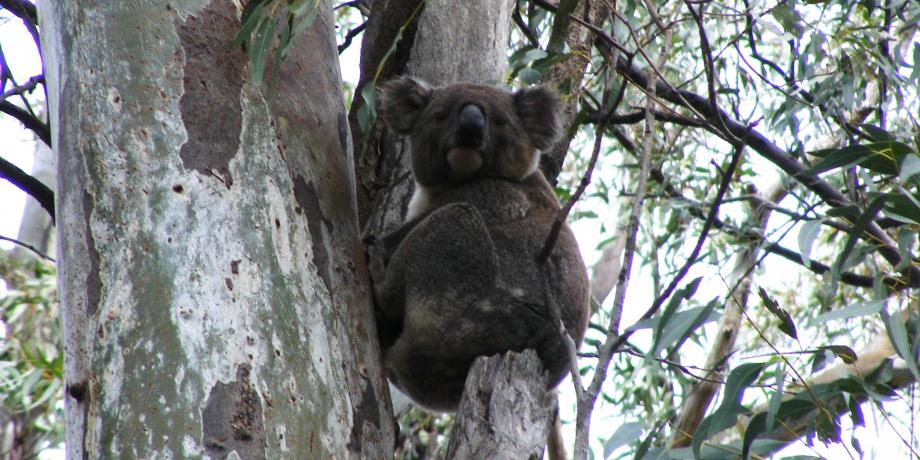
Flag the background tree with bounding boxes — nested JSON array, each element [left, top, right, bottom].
[[1, 0, 919, 458]]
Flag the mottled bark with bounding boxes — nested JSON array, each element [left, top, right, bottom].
[[41, 0, 392, 457], [348, 0, 424, 225], [445, 351, 554, 460]]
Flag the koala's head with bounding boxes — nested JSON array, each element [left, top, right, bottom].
[[378, 77, 560, 188]]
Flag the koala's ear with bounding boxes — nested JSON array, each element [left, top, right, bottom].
[[378, 76, 433, 135], [512, 86, 561, 151]]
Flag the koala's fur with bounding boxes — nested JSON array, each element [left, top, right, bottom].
[[368, 76, 589, 412]]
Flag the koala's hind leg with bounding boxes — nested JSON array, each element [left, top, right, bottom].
[[381, 203, 502, 410], [370, 202, 499, 336]]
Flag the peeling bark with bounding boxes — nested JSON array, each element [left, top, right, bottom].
[[41, 0, 392, 457]]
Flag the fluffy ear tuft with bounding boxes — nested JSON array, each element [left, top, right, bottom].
[[512, 86, 561, 151], [377, 76, 433, 134]]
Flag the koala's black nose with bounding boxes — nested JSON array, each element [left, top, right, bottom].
[[456, 104, 485, 149]]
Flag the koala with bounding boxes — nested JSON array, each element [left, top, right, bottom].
[[367, 76, 589, 412]]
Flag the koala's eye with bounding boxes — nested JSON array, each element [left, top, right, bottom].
[[434, 110, 449, 121], [494, 117, 507, 126]]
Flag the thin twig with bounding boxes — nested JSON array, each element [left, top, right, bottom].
[[0, 75, 43, 101], [575, 33, 665, 460], [333, 0, 369, 13], [584, 105, 706, 127], [538, 54, 633, 262], [0, 0, 41, 62], [512, 4, 540, 49], [0, 235, 55, 262], [338, 20, 367, 54], [683, 0, 735, 143], [607, 129, 749, 360]]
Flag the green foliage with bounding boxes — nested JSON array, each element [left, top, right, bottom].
[[235, 0, 321, 86], [393, 408, 453, 459], [500, 0, 920, 458], [0, 256, 63, 453], [758, 288, 798, 340], [692, 362, 766, 458]]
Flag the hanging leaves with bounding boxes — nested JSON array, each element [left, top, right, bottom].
[[234, 0, 321, 86]]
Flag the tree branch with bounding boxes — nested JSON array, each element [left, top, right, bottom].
[[0, 234, 55, 262], [1, 74, 43, 100], [670, 182, 787, 447], [337, 20, 367, 54], [512, 3, 540, 49], [444, 350, 553, 459], [539, 58, 630, 261], [0, 101, 50, 146], [0, 154, 54, 223], [726, 330, 917, 457], [609, 54, 920, 287], [0, 0, 40, 54], [607, 133, 748, 363]]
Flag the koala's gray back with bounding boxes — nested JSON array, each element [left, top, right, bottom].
[[384, 174, 589, 411]]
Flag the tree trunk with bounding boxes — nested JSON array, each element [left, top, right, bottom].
[[40, 1, 392, 457], [445, 351, 554, 460]]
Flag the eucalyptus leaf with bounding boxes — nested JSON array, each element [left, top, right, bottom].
[[797, 219, 822, 269], [765, 363, 785, 431], [234, 1, 266, 47], [821, 345, 858, 364], [743, 399, 815, 459], [880, 307, 920, 382], [603, 422, 643, 459], [758, 288, 797, 339], [813, 299, 884, 324], [831, 194, 887, 294], [692, 362, 766, 458], [249, 19, 277, 85], [649, 277, 702, 360]]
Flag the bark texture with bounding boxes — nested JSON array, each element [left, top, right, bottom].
[[444, 350, 554, 460], [540, 0, 607, 183], [41, 0, 392, 457]]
